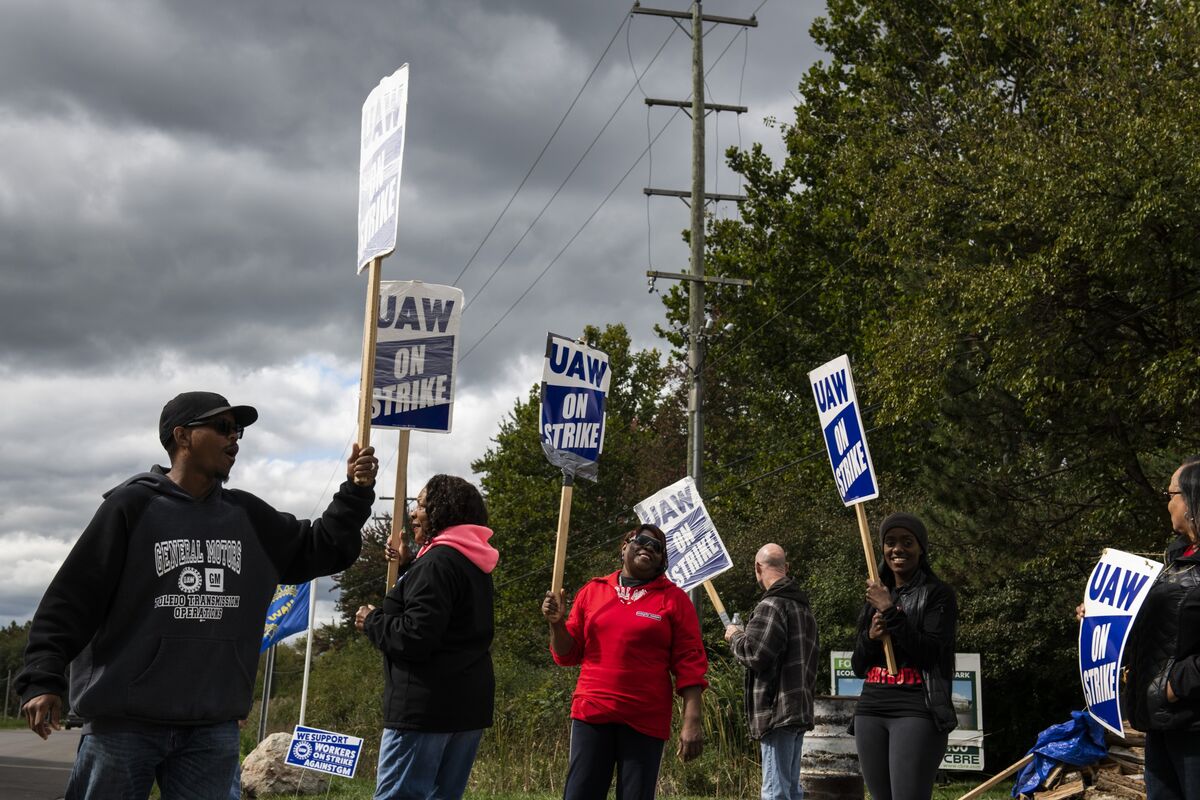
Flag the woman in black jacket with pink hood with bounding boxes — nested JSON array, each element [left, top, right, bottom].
[[356, 474, 499, 800]]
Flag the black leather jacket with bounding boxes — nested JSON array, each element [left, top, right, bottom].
[[1123, 538, 1200, 732], [851, 570, 959, 732]]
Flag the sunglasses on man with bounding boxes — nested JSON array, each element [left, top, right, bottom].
[[626, 532, 664, 555], [185, 418, 245, 440]]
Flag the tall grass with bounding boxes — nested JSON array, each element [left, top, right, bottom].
[[242, 638, 1017, 800], [246, 639, 997, 800], [245, 640, 765, 797], [469, 648, 761, 798]]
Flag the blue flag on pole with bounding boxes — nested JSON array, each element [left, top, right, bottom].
[[261, 583, 310, 652]]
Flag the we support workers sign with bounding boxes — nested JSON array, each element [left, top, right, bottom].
[[808, 355, 878, 505], [540, 334, 610, 481], [1079, 548, 1163, 736], [635, 477, 732, 592], [286, 726, 363, 779], [372, 281, 462, 432], [358, 65, 409, 272]]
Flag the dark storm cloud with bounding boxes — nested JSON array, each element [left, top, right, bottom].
[[0, 0, 823, 624], [0, 0, 819, 387]]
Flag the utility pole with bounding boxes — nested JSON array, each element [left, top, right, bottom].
[[633, 0, 754, 610]]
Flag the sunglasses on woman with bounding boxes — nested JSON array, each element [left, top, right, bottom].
[[627, 533, 664, 555]]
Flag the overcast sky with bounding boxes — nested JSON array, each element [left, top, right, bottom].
[[0, 0, 824, 628]]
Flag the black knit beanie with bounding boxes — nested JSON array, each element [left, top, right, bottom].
[[879, 512, 929, 557]]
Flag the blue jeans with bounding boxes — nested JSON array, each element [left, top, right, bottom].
[[229, 760, 242, 800], [1145, 729, 1200, 800], [760, 727, 805, 800], [66, 722, 240, 800], [373, 728, 484, 800]]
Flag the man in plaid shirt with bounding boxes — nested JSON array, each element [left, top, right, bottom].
[[725, 543, 820, 800]]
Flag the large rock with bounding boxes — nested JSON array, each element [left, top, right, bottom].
[[241, 732, 329, 798]]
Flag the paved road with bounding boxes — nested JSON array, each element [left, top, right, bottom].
[[0, 728, 79, 800]]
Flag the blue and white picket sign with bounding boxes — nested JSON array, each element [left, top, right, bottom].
[[1079, 548, 1163, 737], [371, 281, 463, 433], [808, 355, 879, 505], [357, 65, 409, 272], [634, 477, 733, 593], [261, 583, 310, 653], [540, 333, 610, 482], [286, 725, 364, 779]]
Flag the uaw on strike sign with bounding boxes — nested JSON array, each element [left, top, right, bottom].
[[1079, 548, 1162, 736], [808, 355, 878, 505], [371, 281, 462, 433], [635, 477, 732, 592], [540, 334, 610, 481], [358, 65, 409, 272]]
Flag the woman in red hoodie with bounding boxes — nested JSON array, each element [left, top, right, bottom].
[[541, 523, 708, 800], [357, 474, 499, 800]]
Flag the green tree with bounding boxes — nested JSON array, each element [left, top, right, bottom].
[[683, 0, 1200, 763]]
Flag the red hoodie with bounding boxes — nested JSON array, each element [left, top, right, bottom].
[[552, 571, 708, 740]]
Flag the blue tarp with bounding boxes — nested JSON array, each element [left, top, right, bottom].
[[1012, 710, 1109, 797]]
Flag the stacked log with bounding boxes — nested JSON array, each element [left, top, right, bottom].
[[1017, 724, 1146, 800]]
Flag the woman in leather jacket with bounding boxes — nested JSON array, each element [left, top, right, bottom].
[[1122, 458, 1200, 799], [851, 512, 958, 800]]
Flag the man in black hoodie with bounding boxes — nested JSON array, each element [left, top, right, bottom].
[[725, 543, 819, 800], [16, 391, 378, 800]]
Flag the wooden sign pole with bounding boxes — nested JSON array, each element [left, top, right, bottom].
[[385, 429, 410, 589], [702, 580, 731, 626], [356, 257, 383, 466], [955, 754, 1034, 800], [855, 502, 898, 674], [549, 475, 575, 595]]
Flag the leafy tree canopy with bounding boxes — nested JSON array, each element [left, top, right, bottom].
[[659, 0, 1200, 760]]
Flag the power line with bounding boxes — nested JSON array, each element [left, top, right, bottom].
[[460, 108, 684, 362], [453, 12, 632, 288], [462, 23, 757, 360], [462, 25, 678, 313], [630, 12, 657, 275]]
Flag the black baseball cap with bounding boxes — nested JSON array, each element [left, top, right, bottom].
[[159, 391, 259, 448]]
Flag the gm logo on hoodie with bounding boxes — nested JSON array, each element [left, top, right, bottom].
[[206, 568, 225, 593]]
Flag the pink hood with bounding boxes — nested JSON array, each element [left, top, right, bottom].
[[416, 524, 499, 573]]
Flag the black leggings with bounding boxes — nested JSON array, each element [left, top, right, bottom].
[[563, 720, 666, 800], [853, 715, 948, 800]]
